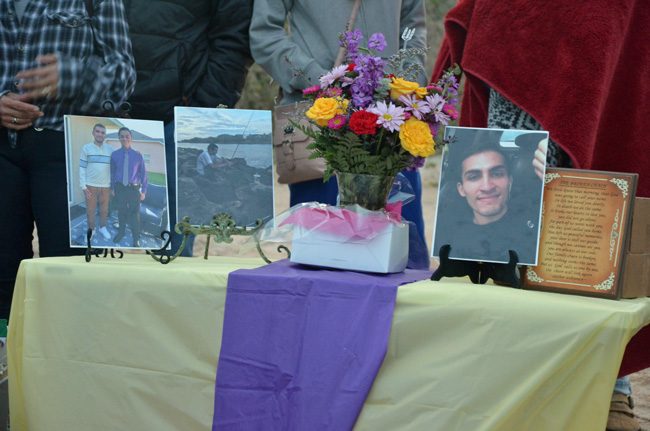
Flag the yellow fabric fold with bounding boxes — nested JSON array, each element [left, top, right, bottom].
[[8, 257, 650, 431]]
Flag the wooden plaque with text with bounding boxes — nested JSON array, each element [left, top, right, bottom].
[[524, 168, 638, 299]]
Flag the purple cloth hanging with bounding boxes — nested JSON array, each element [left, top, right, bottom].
[[212, 259, 430, 430]]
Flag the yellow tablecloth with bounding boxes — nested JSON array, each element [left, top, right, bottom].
[[8, 256, 650, 431]]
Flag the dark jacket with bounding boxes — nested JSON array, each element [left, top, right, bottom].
[[124, 0, 253, 122]]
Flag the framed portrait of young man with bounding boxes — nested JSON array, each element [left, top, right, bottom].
[[432, 127, 548, 265], [64, 116, 170, 250]]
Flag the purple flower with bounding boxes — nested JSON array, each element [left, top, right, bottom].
[[349, 55, 386, 108], [399, 94, 432, 120], [367, 33, 387, 52], [341, 29, 363, 60]]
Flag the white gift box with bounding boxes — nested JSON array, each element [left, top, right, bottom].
[[290, 222, 409, 273]]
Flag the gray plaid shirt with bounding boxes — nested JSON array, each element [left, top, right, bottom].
[[0, 0, 136, 132]]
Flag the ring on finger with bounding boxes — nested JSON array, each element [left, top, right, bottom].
[[40, 86, 52, 97], [12, 117, 17, 124]]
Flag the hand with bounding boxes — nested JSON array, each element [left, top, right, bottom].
[[533, 138, 548, 181], [140, 192, 145, 201], [16, 54, 60, 100], [83, 188, 92, 200], [0, 92, 43, 130]]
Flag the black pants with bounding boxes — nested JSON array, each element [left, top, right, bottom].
[[113, 183, 141, 243], [0, 128, 84, 319]]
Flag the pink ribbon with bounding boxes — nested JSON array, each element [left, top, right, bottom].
[[280, 202, 403, 240]]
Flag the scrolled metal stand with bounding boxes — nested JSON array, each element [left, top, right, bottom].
[[147, 213, 290, 264], [84, 228, 124, 262]]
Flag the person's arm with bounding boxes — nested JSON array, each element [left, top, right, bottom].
[[19, 0, 136, 111], [79, 145, 90, 199], [400, 0, 428, 84], [191, 0, 253, 108], [110, 153, 117, 196], [249, 0, 328, 95], [138, 152, 148, 199]]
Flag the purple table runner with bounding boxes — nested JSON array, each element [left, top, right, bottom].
[[212, 260, 430, 430]]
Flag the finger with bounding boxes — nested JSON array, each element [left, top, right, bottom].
[[24, 88, 58, 100], [532, 158, 545, 171], [17, 71, 58, 90], [15, 63, 58, 82], [1, 119, 33, 130], [1, 106, 42, 120], [35, 54, 58, 65], [1, 96, 42, 113], [2, 114, 34, 126]]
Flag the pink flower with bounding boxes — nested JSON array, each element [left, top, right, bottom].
[[319, 64, 349, 88], [442, 103, 459, 120], [327, 115, 347, 129], [321, 87, 343, 98], [303, 85, 321, 96]]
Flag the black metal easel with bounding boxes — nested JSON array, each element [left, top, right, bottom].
[[431, 244, 522, 288]]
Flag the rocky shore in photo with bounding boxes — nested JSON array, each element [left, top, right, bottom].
[[177, 147, 274, 227]]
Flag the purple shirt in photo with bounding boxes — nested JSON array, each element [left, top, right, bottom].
[[110, 147, 148, 193]]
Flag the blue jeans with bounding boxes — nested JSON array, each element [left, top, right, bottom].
[[614, 376, 632, 396], [164, 122, 194, 256], [0, 129, 85, 319]]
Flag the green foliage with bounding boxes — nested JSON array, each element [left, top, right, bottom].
[[293, 121, 411, 181]]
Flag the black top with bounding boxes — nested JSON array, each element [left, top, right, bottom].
[[123, 0, 253, 122], [434, 204, 540, 265]]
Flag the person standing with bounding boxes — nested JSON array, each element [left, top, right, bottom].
[[110, 127, 147, 247], [123, 0, 253, 255], [79, 123, 113, 240], [0, 0, 136, 318], [249, 0, 429, 257], [431, 1, 649, 429]]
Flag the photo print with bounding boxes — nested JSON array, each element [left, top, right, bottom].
[[64, 115, 169, 249], [432, 126, 548, 265], [175, 107, 274, 227]]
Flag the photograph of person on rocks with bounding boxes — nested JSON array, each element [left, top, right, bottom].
[[174, 107, 274, 227]]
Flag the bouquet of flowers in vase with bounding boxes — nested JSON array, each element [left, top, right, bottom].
[[297, 30, 461, 183]]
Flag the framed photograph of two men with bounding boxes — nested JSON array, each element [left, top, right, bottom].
[[64, 115, 170, 250]]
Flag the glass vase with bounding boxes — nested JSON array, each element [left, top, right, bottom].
[[336, 172, 394, 211]]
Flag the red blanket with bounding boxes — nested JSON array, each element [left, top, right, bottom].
[[432, 0, 650, 197]]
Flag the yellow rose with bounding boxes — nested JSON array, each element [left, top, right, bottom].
[[399, 118, 435, 157], [306, 97, 347, 127], [415, 87, 429, 98], [389, 77, 420, 100]]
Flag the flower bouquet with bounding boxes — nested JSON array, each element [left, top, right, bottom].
[[295, 29, 461, 210]]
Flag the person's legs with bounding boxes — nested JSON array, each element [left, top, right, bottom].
[[614, 376, 632, 396], [113, 184, 127, 242], [85, 186, 98, 230], [399, 170, 425, 241], [289, 177, 338, 206], [0, 131, 34, 319], [25, 129, 85, 259], [98, 187, 110, 228], [164, 122, 194, 256], [608, 376, 640, 431], [126, 187, 141, 246]]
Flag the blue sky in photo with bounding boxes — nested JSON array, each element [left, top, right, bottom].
[[175, 107, 272, 142]]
